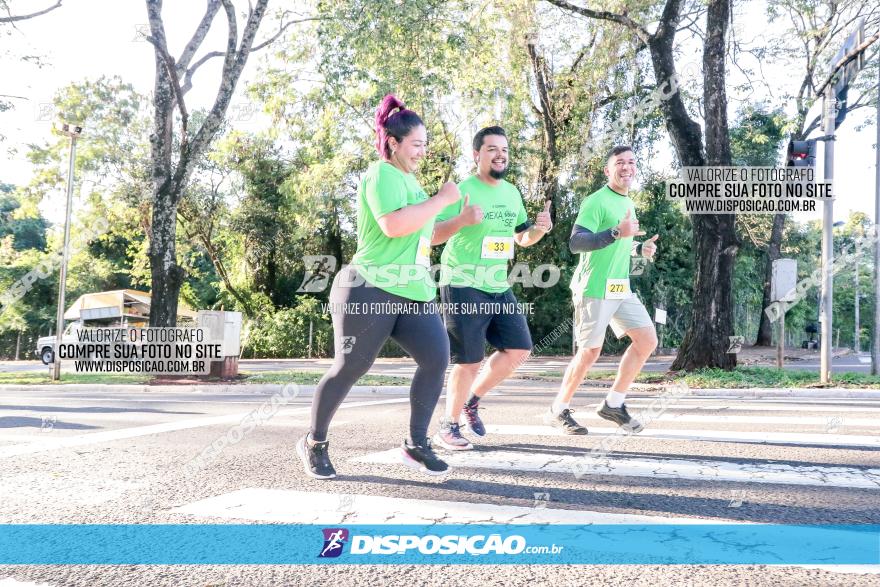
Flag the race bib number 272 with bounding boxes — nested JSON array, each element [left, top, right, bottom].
[[605, 278, 631, 299]]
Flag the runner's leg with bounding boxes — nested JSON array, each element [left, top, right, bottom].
[[608, 325, 658, 401], [555, 346, 601, 408], [391, 303, 450, 445], [310, 275, 397, 442], [469, 348, 530, 397], [447, 362, 480, 419]]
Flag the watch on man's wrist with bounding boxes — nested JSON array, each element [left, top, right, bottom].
[[611, 227, 621, 239]]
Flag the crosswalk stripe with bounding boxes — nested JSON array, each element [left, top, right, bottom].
[[0, 398, 407, 459], [0, 579, 54, 587], [354, 449, 880, 490], [171, 488, 733, 525], [483, 424, 880, 448], [579, 413, 880, 427], [623, 402, 880, 413]]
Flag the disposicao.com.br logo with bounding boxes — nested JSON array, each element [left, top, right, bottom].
[[318, 528, 563, 557]]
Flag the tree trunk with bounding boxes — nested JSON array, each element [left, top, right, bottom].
[[148, 183, 186, 326], [527, 40, 560, 224], [755, 213, 785, 345], [144, 0, 270, 325], [671, 0, 736, 370]]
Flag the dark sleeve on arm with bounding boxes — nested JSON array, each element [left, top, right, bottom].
[[514, 220, 534, 234], [569, 224, 615, 253]]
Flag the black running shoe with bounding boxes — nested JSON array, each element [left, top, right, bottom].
[[596, 401, 644, 433], [296, 434, 337, 479], [462, 399, 486, 437], [543, 408, 588, 435], [400, 439, 450, 476]]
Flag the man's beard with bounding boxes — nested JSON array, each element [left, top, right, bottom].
[[488, 165, 508, 179]]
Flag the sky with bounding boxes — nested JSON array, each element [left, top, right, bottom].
[[0, 0, 877, 227]]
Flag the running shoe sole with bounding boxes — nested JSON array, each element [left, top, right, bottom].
[[462, 424, 486, 437], [432, 432, 474, 451], [460, 416, 486, 437], [296, 436, 336, 480], [399, 448, 450, 476], [542, 410, 589, 435], [596, 406, 645, 433]]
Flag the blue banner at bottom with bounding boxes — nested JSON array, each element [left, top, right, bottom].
[[0, 524, 877, 565]]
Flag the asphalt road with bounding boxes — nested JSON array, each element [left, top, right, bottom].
[[0, 379, 877, 586]]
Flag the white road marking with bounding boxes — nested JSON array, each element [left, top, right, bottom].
[[0, 579, 55, 587], [483, 424, 880, 448], [597, 413, 880, 427], [0, 398, 408, 459], [623, 402, 880, 413], [171, 488, 731, 525], [354, 449, 880, 490]]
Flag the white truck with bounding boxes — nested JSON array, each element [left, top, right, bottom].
[[35, 322, 83, 364]]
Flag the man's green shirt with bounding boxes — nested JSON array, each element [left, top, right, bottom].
[[437, 175, 529, 293]]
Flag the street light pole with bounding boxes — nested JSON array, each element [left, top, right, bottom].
[[51, 123, 82, 381], [873, 58, 880, 375], [819, 87, 835, 384]]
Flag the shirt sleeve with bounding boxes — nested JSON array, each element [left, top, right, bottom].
[[574, 194, 603, 232], [436, 199, 462, 222], [513, 194, 532, 233], [365, 165, 408, 219], [570, 225, 615, 253]]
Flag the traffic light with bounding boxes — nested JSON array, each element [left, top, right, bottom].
[[786, 139, 817, 167]]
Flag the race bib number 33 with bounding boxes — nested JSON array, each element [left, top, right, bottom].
[[481, 236, 514, 260], [605, 278, 631, 299]]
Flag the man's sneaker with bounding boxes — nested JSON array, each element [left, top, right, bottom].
[[400, 439, 450, 476], [543, 408, 588, 435], [296, 434, 337, 479], [462, 399, 486, 437], [596, 401, 644, 433], [433, 419, 473, 451]]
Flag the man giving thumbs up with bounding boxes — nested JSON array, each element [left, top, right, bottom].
[[546, 145, 658, 436], [430, 126, 550, 450]]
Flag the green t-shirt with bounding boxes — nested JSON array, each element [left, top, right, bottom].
[[570, 185, 635, 300], [350, 161, 436, 302], [437, 175, 529, 293]]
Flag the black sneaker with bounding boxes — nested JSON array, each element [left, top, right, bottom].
[[296, 434, 337, 479], [596, 401, 644, 433], [543, 408, 588, 435], [400, 439, 450, 476], [462, 399, 486, 437]]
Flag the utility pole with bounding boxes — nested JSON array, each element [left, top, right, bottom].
[[873, 56, 880, 375], [819, 86, 835, 384], [814, 20, 877, 382], [52, 123, 83, 381]]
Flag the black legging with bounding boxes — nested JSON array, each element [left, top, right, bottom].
[[310, 266, 449, 444]]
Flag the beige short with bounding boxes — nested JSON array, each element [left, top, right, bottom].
[[574, 294, 653, 349]]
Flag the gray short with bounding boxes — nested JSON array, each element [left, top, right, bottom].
[[574, 294, 654, 349]]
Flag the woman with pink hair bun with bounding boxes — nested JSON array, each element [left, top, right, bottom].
[[297, 94, 462, 480]]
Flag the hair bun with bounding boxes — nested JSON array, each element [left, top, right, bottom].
[[375, 94, 405, 127]]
